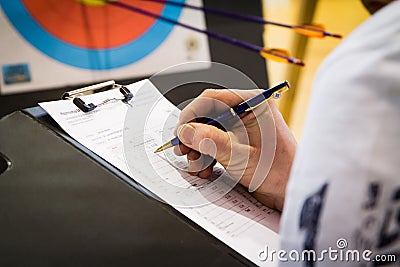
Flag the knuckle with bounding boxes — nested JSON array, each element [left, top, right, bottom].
[[201, 88, 218, 96]]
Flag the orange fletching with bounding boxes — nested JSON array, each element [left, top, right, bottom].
[[260, 48, 290, 63], [293, 24, 326, 38]]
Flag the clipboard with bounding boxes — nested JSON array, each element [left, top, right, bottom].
[[15, 81, 261, 266], [0, 110, 251, 267], [15, 76, 282, 267]]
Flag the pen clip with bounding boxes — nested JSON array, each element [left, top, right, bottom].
[[244, 86, 289, 112]]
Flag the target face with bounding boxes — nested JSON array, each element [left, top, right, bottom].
[[0, 0, 185, 70]]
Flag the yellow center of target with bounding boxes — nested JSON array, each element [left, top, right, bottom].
[[75, 0, 108, 7]]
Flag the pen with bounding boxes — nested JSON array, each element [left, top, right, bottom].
[[154, 80, 290, 153]]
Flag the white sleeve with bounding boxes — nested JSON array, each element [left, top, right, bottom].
[[279, 1, 400, 266]]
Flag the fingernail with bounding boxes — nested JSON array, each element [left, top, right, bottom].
[[177, 124, 195, 146]]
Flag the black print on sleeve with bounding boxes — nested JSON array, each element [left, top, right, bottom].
[[363, 182, 380, 210], [374, 187, 400, 266], [355, 183, 400, 266], [299, 183, 329, 267]]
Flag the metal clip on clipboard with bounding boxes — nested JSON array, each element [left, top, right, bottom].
[[62, 80, 133, 113]]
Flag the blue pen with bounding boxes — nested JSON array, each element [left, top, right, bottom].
[[154, 80, 290, 153]]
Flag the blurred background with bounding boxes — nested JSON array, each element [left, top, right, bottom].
[[0, 0, 370, 141], [263, 0, 369, 139]]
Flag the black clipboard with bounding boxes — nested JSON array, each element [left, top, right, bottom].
[[0, 105, 255, 267]]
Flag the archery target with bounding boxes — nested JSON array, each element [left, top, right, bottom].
[[0, 0, 210, 94]]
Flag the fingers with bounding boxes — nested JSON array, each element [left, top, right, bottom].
[[177, 122, 232, 165], [187, 149, 201, 176], [174, 138, 217, 179], [174, 143, 190, 156], [174, 145, 216, 178], [190, 155, 216, 179], [172, 88, 265, 180], [198, 165, 213, 179]]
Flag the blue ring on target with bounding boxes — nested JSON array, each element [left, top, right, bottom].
[[0, 1, 184, 70]]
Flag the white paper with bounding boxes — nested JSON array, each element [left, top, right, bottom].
[[39, 79, 280, 266]]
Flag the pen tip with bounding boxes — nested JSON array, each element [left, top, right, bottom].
[[154, 141, 173, 153]]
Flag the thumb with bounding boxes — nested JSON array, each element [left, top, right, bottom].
[[177, 122, 232, 165]]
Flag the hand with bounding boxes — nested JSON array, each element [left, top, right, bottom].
[[174, 89, 297, 211]]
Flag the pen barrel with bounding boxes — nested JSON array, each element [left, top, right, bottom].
[[165, 81, 289, 151], [171, 136, 181, 146], [231, 81, 290, 114], [236, 93, 268, 112], [206, 110, 235, 127]]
